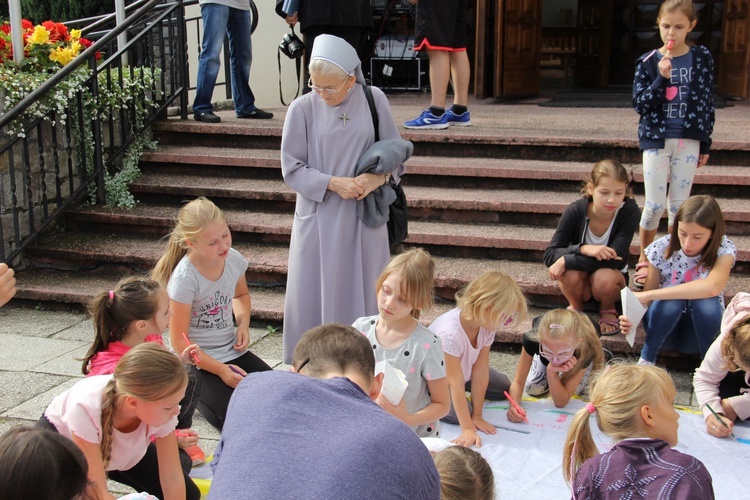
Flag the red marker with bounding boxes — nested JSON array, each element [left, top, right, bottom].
[[181, 332, 201, 364], [504, 391, 529, 423], [666, 40, 675, 50]]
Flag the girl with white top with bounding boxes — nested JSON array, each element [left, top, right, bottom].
[[38, 343, 199, 500]]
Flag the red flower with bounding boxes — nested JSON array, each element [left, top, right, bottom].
[[79, 37, 92, 49], [0, 24, 10, 35], [21, 19, 33, 31], [42, 20, 69, 43]]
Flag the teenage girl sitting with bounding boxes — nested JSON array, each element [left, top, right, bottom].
[[507, 309, 604, 423], [619, 195, 735, 365], [544, 159, 640, 335]]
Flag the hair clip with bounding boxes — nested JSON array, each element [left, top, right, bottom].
[[109, 290, 115, 300], [549, 323, 564, 330]]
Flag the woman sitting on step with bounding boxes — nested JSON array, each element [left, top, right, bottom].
[[544, 159, 640, 335], [620, 195, 735, 365]]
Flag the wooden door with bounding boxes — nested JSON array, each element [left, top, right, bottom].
[[575, 0, 613, 87], [719, 0, 750, 98], [495, 0, 542, 96], [474, 0, 495, 98]]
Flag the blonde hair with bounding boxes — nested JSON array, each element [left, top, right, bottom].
[[433, 446, 495, 500], [721, 315, 750, 372], [562, 364, 676, 484], [455, 269, 528, 330], [376, 248, 435, 320], [151, 197, 225, 285], [536, 309, 604, 387], [580, 159, 633, 199], [100, 343, 187, 469]]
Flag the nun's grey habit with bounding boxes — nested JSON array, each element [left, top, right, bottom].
[[280, 35, 405, 363]]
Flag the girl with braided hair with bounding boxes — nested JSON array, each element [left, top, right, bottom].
[[38, 343, 200, 500]]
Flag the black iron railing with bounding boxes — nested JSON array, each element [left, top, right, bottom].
[[0, 0, 189, 264]]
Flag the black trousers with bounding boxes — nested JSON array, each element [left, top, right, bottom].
[[196, 350, 272, 430], [36, 415, 200, 500]]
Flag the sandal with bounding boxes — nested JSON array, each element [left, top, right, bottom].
[[633, 262, 649, 291], [598, 309, 621, 336]]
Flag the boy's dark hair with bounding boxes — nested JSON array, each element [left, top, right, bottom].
[[292, 324, 375, 383], [0, 426, 91, 500]]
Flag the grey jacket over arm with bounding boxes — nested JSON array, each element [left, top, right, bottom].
[[355, 138, 413, 228]]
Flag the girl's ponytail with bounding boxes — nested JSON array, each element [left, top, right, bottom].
[[151, 230, 189, 286], [81, 277, 163, 375], [151, 196, 226, 286], [562, 404, 598, 484]]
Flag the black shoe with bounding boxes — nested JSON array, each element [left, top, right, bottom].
[[194, 111, 221, 123], [237, 108, 274, 119]]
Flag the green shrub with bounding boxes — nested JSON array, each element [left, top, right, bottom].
[[19, 0, 117, 24]]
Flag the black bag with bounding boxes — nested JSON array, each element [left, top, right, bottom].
[[363, 85, 408, 247]]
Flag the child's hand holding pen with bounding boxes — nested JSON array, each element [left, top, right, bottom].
[[181, 332, 202, 365], [221, 364, 246, 388], [505, 390, 529, 424]]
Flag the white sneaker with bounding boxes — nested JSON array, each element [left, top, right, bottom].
[[525, 354, 549, 397], [637, 357, 655, 366]]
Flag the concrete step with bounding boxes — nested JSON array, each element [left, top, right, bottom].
[[65, 203, 750, 266], [126, 172, 750, 227], [22, 230, 750, 307], [151, 118, 750, 165], [141, 145, 750, 188], [13, 266, 647, 356]]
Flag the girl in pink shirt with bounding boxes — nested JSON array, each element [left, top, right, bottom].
[[39, 343, 200, 500], [429, 270, 528, 447], [81, 276, 204, 471]]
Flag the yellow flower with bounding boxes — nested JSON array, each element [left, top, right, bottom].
[[49, 46, 75, 66], [27, 25, 50, 45], [70, 29, 82, 41], [70, 41, 82, 55]]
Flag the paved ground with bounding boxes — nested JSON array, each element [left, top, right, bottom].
[[0, 303, 699, 495]]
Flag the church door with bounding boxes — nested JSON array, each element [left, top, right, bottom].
[[575, 0, 613, 87], [719, 0, 750, 98]]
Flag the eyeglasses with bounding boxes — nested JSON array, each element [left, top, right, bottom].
[[539, 343, 577, 366], [308, 77, 349, 95]]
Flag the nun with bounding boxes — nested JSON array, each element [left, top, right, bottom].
[[280, 35, 406, 363]]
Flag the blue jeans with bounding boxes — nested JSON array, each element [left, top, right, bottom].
[[193, 3, 256, 115], [640, 297, 723, 363]]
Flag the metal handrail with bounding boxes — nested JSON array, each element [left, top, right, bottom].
[[0, 0, 189, 263]]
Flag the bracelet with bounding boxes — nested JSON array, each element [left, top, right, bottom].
[[383, 173, 391, 185]]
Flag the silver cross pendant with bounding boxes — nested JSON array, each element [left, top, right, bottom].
[[339, 113, 350, 127]]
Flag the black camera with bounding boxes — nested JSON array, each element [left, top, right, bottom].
[[280, 30, 304, 60]]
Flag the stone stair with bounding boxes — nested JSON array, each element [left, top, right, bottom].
[[14, 107, 750, 359]]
